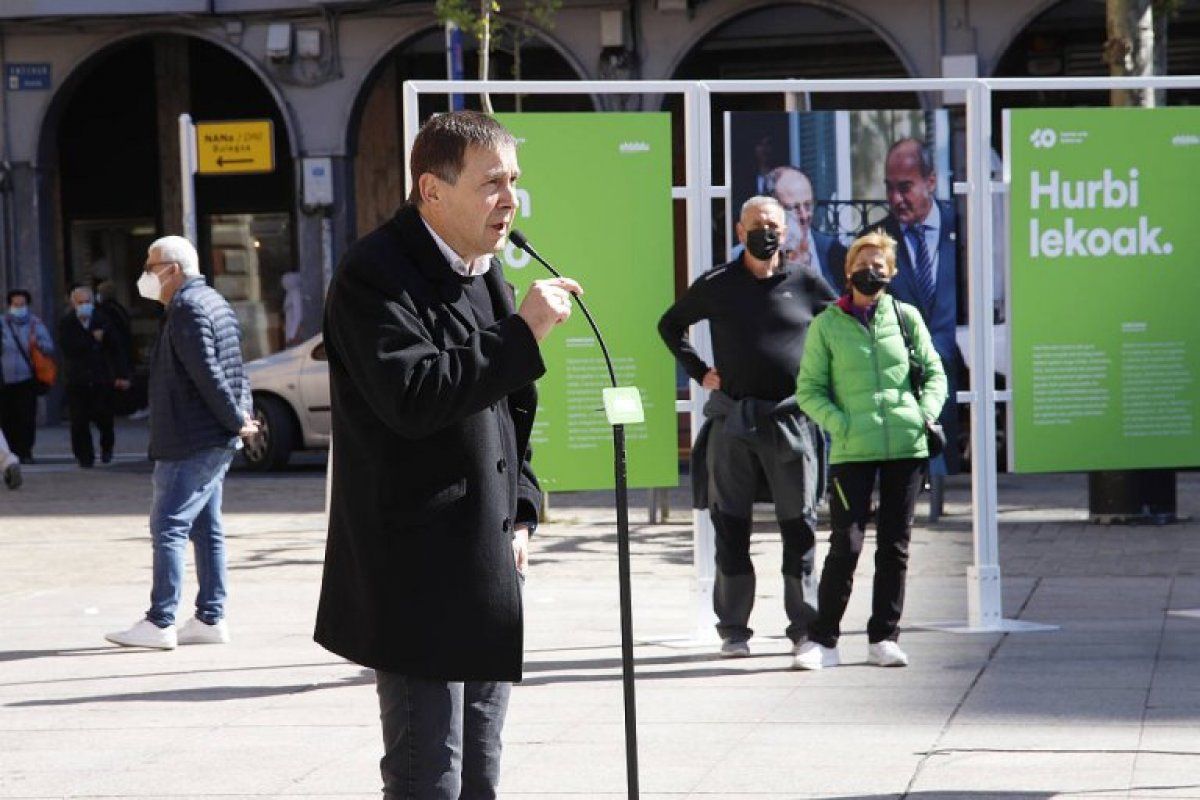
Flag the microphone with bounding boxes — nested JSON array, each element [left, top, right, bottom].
[[508, 229, 617, 388]]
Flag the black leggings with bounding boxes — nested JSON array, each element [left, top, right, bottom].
[[809, 458, 925, 647]]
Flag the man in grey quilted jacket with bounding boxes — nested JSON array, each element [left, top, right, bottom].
[[106, 235, 259, 650]]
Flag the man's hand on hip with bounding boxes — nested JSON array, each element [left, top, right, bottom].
[[517, 278, 582, 342], [702, 368, 721, 390]]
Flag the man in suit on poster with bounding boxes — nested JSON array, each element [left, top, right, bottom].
[[874, 138, 961, 471]]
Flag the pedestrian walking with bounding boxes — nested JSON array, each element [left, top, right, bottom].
[[105, 235, 258, 650], [1, 289, 55, 463], [58, 285, 130, 467], [793, 231, 947, 670]]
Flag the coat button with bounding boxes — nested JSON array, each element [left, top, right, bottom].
[[502, 517, 511, 533], [497, 458, 507, 473]]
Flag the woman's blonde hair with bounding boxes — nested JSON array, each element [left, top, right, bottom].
[[844, 231, 898, 279]]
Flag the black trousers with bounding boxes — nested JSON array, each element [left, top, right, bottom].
[[0, 379, 39, 459], [66, 383, 115, 466], [809, 458, 925, 647], [375, 671, 511, 800]]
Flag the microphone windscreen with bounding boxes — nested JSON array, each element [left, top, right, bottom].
[[508, 229, 530, 251]]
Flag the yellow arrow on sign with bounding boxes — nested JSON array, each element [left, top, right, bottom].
[[195, 119, 275, 175]]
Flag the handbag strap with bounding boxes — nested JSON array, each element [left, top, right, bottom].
[[4, 317, 36, 374], [889, 298, 923, 401]]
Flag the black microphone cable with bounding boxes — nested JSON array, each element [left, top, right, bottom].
[[507, 229, 618, 388]]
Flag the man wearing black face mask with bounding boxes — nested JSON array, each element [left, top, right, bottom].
[[658, 196, 838, 659]]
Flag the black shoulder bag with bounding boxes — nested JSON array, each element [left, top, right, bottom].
[[891, 299, 946, 458]]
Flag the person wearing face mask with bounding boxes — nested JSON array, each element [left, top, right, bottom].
[[793, 232, 946, 671], [57, 284, 130, 468], [1, 289, 55, 464], [104, 236, 257, 650], [659, 195, 838, 660]]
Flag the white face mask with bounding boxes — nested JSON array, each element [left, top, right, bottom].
[[137, 271, 162, 302]]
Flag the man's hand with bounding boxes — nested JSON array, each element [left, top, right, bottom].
[[517, 278, 582, 342], [92, 329, 105, 342], [512, 525, 530, 576], [114, 379, 131, 391], [702, 368, 721, 390], [238, 413, 261, 439]]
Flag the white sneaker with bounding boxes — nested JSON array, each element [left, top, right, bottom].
[[105, 619, 177, 650], [178, 617, 230, 645], [792, 640, 840, 670], [719, 639, 751, 658], [868, 640, 909, 667]]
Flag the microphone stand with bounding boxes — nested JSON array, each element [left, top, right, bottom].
[[510, 232, 641, 800]]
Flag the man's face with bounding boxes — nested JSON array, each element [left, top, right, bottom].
[[8, 295, 27, 311], [142, 248, 181, 294], [736, 203, 787, 249], [426, 144, 520, 260], [70, 288, 92, 309], [884, 146, 936, 226], [772, 170, 814, 240]]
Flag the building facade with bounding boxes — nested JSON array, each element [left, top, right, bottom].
[[0, 0, 1196, 379]]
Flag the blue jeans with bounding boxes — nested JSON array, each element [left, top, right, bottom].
[[375, 671, 511, 800], [145, 446, 235, 627]]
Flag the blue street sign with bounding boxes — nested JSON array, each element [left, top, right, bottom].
[[5, 63, 51, 91]]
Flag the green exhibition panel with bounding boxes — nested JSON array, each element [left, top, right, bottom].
[[1008, 107, 1200, 472], [494, 112, 679, 491]]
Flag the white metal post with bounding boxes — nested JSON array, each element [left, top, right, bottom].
[[686, 82, 719, 643], [178, 113, 198, 245]]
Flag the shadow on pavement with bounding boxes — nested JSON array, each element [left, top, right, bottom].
[[6, 668, 373, 707]]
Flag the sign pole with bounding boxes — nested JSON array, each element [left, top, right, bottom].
[[178, 113, 198, 244]]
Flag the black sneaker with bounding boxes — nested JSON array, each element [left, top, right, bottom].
[[101, 450, 113, 464], [3, 464, 21, 490], [78, 461, 94, 469]]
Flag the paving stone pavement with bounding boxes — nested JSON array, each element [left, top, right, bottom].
[[2, 420, 1199, 799]]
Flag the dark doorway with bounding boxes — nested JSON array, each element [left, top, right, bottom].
[[53, 34, 295, 414]]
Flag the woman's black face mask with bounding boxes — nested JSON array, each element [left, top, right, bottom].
[[849, 268, 890, 296]]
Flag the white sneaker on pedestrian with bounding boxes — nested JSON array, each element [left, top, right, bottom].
[[178, 617, 230, 645], [868, 640, 909, 667], [105, 619, 177, 650], [127, 407, 150, 421], [719, 639, 750, 658], [792, 640, 840, 670]]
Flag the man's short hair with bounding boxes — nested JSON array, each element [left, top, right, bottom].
[[740, 195, 785, 219], [149, 235, 201, 277], [6, 289, 31, 305], [407, 111, 517, 205], [887, 138, 936, 178], [69, 283, 94, 301]]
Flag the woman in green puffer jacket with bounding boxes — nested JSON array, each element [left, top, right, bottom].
[[792, 231, 946, 672]]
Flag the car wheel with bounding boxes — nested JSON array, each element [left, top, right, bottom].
[[241, 394, 295, 471]]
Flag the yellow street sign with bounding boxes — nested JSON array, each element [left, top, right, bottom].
[[195, 119, 275, 175]]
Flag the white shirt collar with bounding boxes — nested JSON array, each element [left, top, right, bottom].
[[916, 200, 941, 233], [421, 218, 492, 278]]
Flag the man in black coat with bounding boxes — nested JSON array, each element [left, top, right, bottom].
[[58, 284, 130, 467], [316, 111, 581, 800]]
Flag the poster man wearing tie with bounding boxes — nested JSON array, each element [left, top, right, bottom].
[[874, 138, 961, 473]]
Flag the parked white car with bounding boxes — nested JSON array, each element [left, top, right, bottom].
[[241, 334, 330, 470]]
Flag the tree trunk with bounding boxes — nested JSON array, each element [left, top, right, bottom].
[[154, 37, 191, 238], [1105, 0, 1155, 107], [479, 0, 494, 114]]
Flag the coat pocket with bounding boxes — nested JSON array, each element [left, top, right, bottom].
[[421, 478, 468, 513]]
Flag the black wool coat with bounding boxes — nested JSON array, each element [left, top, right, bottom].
[[315, 204, 544, 682]]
